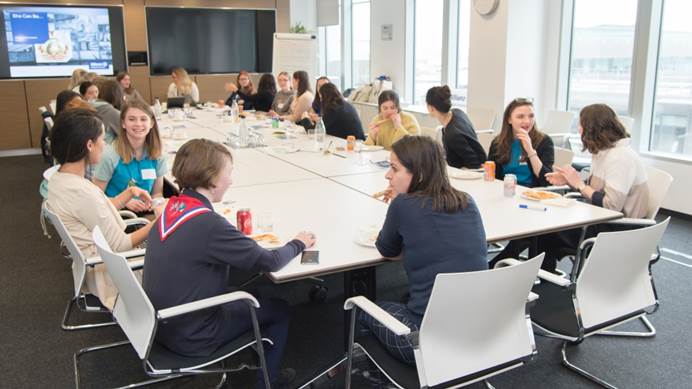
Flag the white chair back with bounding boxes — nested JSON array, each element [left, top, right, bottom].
[[576, 218, 669, 330], [43, 164, 61, 181], [477, 132, 495, 155], [93, 227, 156, 360], [466, 106, 496, 130], [44, 117, 54, 132], [644, 166, 673, 219], [39, 106, 48, 114], [42, 202, 88, 298], [619, 115, 635, 133], [420, 125, 443, 145], [415, 254, 544, 387], [553, 147, 574, 168], [542, 110, 576, 135]]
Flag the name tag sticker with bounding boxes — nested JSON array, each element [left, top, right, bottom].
[[141, 168, 157, 180]]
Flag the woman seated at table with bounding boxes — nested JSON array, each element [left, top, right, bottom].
[[298, 76, 332, 130], [225, 70, 255, 110], [47, 108, 158, 309], [94, 99, 166, 213], [79, 81, 99, 102], [316, 83, 365, 140], [359, 136, 487, 365], [227, 73, 276, 112], [167, 67, 200, 103], [270, 71, 294, 115], [116, 71, 142, 101], [487, 98, 554, 266], [310, 76, 330, 117], [426, 85, 486, 169], [533, 103, 649, 273], [489, 98, 554, 186], [282, 70, 314, 123], [91, 79, 125, 143], [366, 90, 420, 150], [143, 138, 316, 388]]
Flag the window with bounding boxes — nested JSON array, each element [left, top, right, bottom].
[[566, 0, 638, 115], [412, 0, 444, 105], [650, 0, 692, 157], [351, 0, 370, 87], [455, 0, 471, 105]]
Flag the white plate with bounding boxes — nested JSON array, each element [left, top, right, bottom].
[[273, 146, 300, 154], [449, 170, 483, 180], [250, 233, 283, 249], [361, 145, 384, 152], [520, 190, 562, 201], [354, 237, 377, 248]]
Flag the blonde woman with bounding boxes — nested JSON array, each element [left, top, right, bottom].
[[167, 67, 200, 103], [68, 68, 87, 91], [94, 99, 166, 213]]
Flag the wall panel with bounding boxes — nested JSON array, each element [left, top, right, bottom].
[[0, 81, 31, 150], [25, 79, 72, 148]]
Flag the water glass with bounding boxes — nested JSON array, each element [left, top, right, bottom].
[[256, 212, 274, 233]]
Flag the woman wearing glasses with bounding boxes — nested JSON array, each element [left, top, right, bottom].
[[425, 86, 486, 169]]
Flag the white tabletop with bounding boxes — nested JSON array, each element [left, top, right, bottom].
[[330, 171, 623, 243], [215, 178, 389, 283]]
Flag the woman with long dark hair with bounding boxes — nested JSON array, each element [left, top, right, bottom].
[[317, 83, 364, 140], [282, 70, 314, 123], [359, 136, 487, 364], [488, 98, 554, 187]]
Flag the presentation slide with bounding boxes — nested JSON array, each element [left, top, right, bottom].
[[2, 6, 114, 77]]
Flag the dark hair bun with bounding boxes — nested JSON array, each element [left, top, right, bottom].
[[425, 85, 452, 113]]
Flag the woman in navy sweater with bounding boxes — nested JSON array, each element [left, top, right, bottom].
[[359, 136, 487, 365], [318, 83, 365, 140]]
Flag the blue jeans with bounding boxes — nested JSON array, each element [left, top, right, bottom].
[[357, 301, 422, 365]]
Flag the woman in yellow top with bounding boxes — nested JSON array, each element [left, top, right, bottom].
[[366, 90, 420, 150]]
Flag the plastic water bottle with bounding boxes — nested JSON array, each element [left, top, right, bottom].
[[153, 98, 162, 120], [315, 117, 326, 149], [238, 115, 249, 147], [231, 99, 239, 122]]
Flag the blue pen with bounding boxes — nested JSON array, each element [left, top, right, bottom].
[[519, 204, 547, 212]]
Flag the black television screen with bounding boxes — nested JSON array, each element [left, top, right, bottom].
[[0, 4, 126, 79], [146, 7, 275, 76]]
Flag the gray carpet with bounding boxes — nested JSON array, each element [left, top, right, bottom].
[[1, 154, 691, 388]]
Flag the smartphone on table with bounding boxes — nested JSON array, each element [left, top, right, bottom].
[[301, 250, 319, 265]]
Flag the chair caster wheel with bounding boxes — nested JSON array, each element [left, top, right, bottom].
[[309, 285, 328, 303]]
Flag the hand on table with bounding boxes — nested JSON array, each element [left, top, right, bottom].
[[295, 231, 316, 249], [126, 198, 150, 213]]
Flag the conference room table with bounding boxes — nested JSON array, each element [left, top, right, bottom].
[[158, 108, 623, 285]]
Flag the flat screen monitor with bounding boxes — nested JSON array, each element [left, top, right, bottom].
[[146, 7, 275, 76], [0, 5, 126, 79]]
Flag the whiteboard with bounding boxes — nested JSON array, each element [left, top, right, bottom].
[[272, 33, 318, 81]]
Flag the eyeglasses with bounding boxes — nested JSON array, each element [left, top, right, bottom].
[[513, 97, 534, 104]]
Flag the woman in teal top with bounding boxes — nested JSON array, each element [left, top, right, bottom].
[[94, 99, 166, 213], [488, 98, 554, 267], [487, 98, 554, 187]]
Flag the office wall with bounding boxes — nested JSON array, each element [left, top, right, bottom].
[[369, 0, 406, 92], [0, 0, 289, 151]]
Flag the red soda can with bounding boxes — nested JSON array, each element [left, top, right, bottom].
[[236, 208, 253, 235], [483, 161, 496, 181]]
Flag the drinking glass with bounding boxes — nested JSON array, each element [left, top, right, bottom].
[[256, 212, 274, 233]]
